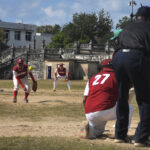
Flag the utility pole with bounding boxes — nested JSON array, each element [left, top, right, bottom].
[[129, 0, 137, 21]]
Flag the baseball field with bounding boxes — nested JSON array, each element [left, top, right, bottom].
[[0, 80, 148, 150]]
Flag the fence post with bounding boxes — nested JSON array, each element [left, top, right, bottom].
[[11, 44, 15, 65]]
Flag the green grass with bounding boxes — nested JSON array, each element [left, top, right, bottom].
[[0, 80, 87, 90], [0, 102, 85, 121], [0, 136, 129, 150], [0, 80, 13, 89]]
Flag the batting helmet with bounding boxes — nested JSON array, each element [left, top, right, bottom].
[[101, 59, 112, 67], [17, 58, 24, 64]]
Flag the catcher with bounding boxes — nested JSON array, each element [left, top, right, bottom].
[[12, 58, 37, 103], [80, 59, 133, 139], [53, 63, 72, 92]]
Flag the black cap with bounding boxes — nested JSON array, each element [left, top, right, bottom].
[[136, 6, 150, 19]]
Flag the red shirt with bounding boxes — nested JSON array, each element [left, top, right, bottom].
[[13, 64, 28, 79], [84, 68, 118, 114], [57, 67, 66, 76]]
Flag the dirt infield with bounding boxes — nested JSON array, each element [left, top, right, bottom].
[[0, 88, 146, 149]]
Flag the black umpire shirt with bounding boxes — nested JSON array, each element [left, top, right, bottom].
[[118, 20, 150, 56]]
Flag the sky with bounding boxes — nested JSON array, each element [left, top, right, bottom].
[[0, 0, 149, 28]]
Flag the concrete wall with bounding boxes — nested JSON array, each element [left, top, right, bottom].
[[88, 63, 99, 78], [35, 33, 53, 50], [44, 61, 70, 80], [43, 60, 99, 80], [7, 30, 35, 48]]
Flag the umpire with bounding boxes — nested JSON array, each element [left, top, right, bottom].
[[112, 6, 150, 147]]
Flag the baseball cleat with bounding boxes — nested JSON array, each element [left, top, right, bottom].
[[52, 89, 56, 92], [78, 123, 89, 139], [13, 98, 17, 103], [114, 137, 132, 143], [68, 89, 72, 92], [24, 99, 29, 103], [134, 143, 146, 147], [134, 137, 150, 147]]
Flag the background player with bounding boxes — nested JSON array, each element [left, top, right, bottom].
[[53, 63, 71, 92], [13, 58, 36, 103], [80, 59, 133, 139]]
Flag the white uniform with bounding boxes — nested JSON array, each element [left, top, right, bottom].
[[13, 64, 30, 93], [53, 67, 71, 90]]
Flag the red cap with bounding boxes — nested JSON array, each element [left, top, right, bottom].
[[101, 59, 112, 66], [17, 58, 24, 64], [59, 63, 64, 66]]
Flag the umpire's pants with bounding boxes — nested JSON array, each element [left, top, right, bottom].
[[112, 49, 150, 143]]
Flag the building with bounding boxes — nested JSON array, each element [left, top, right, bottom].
[[0, 21, 53, 49], [35, 33, 53, 50], [0, 21, 36, 48]]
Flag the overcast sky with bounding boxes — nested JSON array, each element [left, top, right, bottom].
[[0, 0, 149, 28]]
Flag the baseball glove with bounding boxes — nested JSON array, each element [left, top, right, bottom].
[[64, 78, 69, 82], [32, 81, 37, 92]]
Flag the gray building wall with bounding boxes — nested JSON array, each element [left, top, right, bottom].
[[35, 33, 53, 50], [0, 21, 53, 49]]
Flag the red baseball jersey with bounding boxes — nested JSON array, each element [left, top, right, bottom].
[[57, 67, 66, 76], [13, 64, 28, 79], [84, 68, 118, 114]]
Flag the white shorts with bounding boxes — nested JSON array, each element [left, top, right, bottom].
[[13, 76, 30, 93], [85, 104, 133, 139], [56, 75, 67, 80]]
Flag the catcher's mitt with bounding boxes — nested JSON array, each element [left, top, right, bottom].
[[32, 81, 37, 92]]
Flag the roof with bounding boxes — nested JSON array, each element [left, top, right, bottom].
[[0, 21, 36, 31]]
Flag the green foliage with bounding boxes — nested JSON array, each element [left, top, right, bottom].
[[48, 9, 113, 48], [37, 24, 61, 34], [96, 9, 113, 44], [0, 29, 5, 42], [47, 32, 65, 48], [0, 29, 8, 49], [72, 13, 98, 42], [116, 16, 131, 29]]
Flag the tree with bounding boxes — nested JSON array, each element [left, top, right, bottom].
[[52, 24, 61, 34], [116, 16, 131, 29], [37, 24, 61, 34], [47, 31, 65, 48], [96, 9, 113, 44], [0, 29, 6, 42], [48, 9, 113, 48], [72, 13, 98, 43], [0, 29, 8, 49]]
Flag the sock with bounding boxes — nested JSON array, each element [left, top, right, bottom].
[[14, 91, 18, 99], [24, 92, 29, 100]]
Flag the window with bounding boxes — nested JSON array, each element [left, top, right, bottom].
[[15, 31, 21, 40], [25, 31, 32, 41], [4, 30, 9, 40]]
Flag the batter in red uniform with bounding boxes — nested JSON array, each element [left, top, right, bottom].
[[53, 63, 71, 92], [12, 58, 36, 103], [81, 59, 133, 139]]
